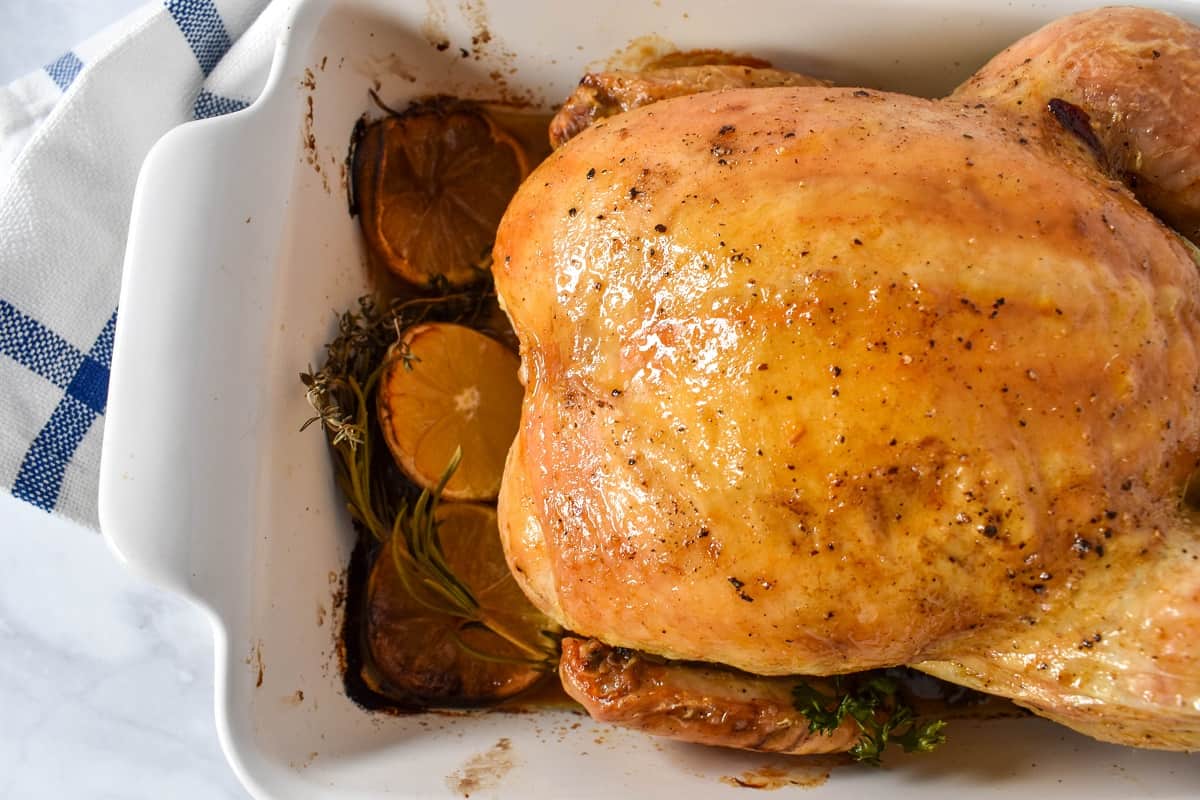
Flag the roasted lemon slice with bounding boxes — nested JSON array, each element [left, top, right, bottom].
[[363, 502, 548, 705], [377, 322, 522, 502], [353, 103, 530, 287]]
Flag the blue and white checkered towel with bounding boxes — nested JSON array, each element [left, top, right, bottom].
[[0, 0, 292, 528]]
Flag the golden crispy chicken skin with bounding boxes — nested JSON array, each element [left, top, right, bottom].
[[495, 9, 1200, 751]]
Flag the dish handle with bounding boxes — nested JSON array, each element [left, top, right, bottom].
[[98, 107, 281, 605]]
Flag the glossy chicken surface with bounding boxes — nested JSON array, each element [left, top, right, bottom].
[[494, 7, 1200, 751]]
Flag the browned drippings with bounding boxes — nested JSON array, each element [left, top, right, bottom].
[[720, 757, 843, 790], [301, 67, 331, 194], [496, 677, 581, 713], [447, 737, 517, 797], [601, 34, 681, 72], [481, 106, 554, 164], [246, 639, 266, 689]]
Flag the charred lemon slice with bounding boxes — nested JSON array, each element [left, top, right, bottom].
[[353, 103, 530, 287], [377, 322, 522, 502], [363, 502, 549, 705]]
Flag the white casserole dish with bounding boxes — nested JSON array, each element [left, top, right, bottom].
[[99, 0, 1200, 796]]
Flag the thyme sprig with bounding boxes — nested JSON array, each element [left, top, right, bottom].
[[793, 674, 947, 766], [301, 282, 557, 670], [299, 285, 498, 536]]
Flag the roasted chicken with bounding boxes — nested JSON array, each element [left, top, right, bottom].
[[494, 7, 1200, 753]]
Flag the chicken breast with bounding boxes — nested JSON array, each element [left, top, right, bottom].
[[494, 9, 1200, 752]]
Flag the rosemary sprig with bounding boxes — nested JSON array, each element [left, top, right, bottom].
[[301, 282, 557, 670], [388, 449, 557, 667], [793, 674, 947, 765]]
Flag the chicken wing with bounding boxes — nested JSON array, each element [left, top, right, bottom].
[[559, 636, 861, 754], [549, 52, 827, 148]]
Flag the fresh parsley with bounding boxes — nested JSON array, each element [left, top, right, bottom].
[[793, 674, 947, 765]]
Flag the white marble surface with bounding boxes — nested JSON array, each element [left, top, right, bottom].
[[1, 2, 251, 796], [0, 493, 248, 799]]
